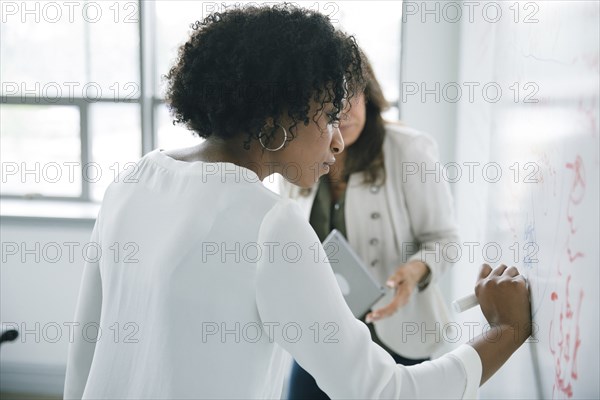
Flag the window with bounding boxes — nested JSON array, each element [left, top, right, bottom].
[[1, 1, 402, 203], [1, 0, 141, 202]]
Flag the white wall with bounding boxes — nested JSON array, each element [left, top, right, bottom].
[[0, 217, 95, 395], [399, 3, 462, 323], [399, 7, 461, 165]]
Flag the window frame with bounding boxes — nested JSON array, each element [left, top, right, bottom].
[[1, 0, 402, 207]]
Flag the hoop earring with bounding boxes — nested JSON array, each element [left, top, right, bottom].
[[259, 124, 287, 152]]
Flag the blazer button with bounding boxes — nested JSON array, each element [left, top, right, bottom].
[[370, 212, 380, 220], [370, 259, 379, 267], [334, 203, 340, 211], [370, 185, 380, 194], [370, 238, 379, 246]]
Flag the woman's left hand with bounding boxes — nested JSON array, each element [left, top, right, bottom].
[[365, 261, 430, 323]]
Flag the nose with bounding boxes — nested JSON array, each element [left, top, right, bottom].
[[331, 125, 345, 154]]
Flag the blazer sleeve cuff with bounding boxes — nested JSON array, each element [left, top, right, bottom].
[[408, 248, 440, 285]]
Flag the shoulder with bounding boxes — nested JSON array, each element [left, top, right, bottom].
[[383, 121, 438, 153], [258, 197, 313, 244], [260, 196, 303, 225], [237, 183, 284, 221]]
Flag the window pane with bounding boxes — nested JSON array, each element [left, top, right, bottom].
[[1, 10, 85, 96], [88, 2, 140, 99], [153, 1, 401, 105], [154, 1, 206, 96], [0, 105, 81, 197], [382, 106, 400, 122], [156, 103, 202, 151], [1, 2, 139, 100], [89, 103, 141, 202], [334, 1, 403, 103]]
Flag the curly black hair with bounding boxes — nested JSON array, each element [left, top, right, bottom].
[[164, 3, 364, 149]]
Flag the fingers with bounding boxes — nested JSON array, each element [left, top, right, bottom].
[[365, 290, 409, 323], [491, 264, 509, 276], [476, 264, 522, 298], [478, 263, 493, 281], [386, 274, 401, 289], [386, 267, 407, 288], [478, 264, 522, 281], [511, 273, 528, 289], [503, 266, 520, 278], [365, 302, 397, 323]]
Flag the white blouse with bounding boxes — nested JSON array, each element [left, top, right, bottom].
[[63, 148, 482, 399]]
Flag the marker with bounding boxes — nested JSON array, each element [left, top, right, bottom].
[[452, 293, 479, 313], [452, 277, 529, 313]]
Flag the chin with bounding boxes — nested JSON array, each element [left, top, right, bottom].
[[282, 166, 323, 188], [295, 179, 318, 189], [283, 175, 318, 189]]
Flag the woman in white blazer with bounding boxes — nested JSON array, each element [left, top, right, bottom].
[[282, 53, 460, 399]]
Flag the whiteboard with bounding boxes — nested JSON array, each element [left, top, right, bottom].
[[452, 1, 599, 398]]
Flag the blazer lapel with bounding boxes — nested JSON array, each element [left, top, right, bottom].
[[344, 173, 362, 253]]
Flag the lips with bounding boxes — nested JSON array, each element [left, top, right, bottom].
[[321, 159, 335, 173]]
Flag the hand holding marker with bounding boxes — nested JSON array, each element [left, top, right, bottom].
[[452, 293, 481, 313], [452, 270, 529, 313]]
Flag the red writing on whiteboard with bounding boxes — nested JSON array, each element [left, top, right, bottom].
[[549, 276, 584, 399], [565, 155, 585, 234]]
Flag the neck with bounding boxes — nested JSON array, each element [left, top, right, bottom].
[[191, 136, 274, 181]]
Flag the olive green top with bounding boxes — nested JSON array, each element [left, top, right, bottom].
[[309, 177, 347, 242]]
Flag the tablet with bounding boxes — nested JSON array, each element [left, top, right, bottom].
[[322, 229, 387, 318]]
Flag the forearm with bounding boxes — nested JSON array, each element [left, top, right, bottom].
[[406, 260, 429, 280], [469, 324, 528, 385]]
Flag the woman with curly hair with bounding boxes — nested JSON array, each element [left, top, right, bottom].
[[64, 4, 531, 399]]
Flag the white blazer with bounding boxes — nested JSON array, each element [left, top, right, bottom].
[[280, 123, 460, 358]]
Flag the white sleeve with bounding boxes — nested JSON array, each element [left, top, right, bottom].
[[255, 200, 481, 399], [63, 215, 103, 399]]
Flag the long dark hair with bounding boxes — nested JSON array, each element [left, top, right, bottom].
[[342, 50, 388, 185], [300, 50, 388, 196]]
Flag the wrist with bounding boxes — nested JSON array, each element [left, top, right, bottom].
[[409, 261, 431, 291], [469, 324, 528, 386], [497, 323, 531, 345], [475, 324, 529, 347]]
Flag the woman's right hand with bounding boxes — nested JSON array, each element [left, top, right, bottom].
[[475, 264, 532, 344], [469, 263, 532, 385]]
